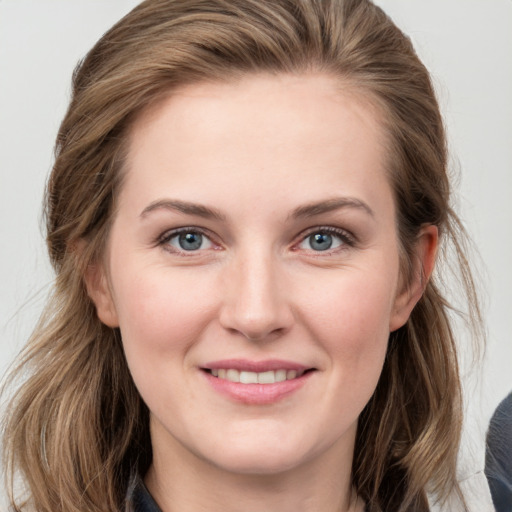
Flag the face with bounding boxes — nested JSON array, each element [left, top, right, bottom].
[[88, 73, 432, 477]]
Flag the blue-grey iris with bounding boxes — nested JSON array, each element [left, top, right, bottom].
[[309, 233, 333, 251], [179, 232, 203, 250]]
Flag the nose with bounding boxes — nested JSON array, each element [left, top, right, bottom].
[[219, 251, 294, 341]]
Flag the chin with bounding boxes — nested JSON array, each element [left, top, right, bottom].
[[212, 451, 307, 476], [201, 434, 319, 476]]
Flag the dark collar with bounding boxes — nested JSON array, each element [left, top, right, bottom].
[[126, 473, 371, 512], [126, 474, 162, 512]]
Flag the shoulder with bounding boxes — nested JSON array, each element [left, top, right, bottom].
[[485, 393, 512, 512]]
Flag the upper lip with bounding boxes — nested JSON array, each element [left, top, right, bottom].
[[202, 359, 312, 372]]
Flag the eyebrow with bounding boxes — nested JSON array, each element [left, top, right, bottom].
[[290, 197, 375, 219], [140, 199, 226, 221], [140, 196, 374, 222]]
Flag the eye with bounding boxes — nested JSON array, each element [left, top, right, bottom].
[[298, 228, 352, 252], [162, 229, 214, 252]]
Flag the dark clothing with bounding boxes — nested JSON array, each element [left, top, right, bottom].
[[125, 475, 371, 511], [126, 474, 162, 512], [485, 392, 512, 512]]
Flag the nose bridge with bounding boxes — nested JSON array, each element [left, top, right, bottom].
[[220, 245, 292, 340]]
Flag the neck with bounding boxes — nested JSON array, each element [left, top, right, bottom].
[[145, 421, 364, 512]]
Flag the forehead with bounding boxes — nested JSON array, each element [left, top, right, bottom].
[[121, 73, 392, 218]]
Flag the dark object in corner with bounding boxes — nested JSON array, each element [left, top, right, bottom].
[[485, 392, 512, 512]]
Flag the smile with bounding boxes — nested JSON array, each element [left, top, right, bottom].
[[201, 360, 316, 404], [207, 368, 306, 384]]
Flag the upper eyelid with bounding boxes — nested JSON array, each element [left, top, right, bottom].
[[295, 226, 356, 245], [157, 227, 222, 254], [159, 226, 216, 242]]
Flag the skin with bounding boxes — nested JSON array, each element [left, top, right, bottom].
[[86, 73, 437, 512]]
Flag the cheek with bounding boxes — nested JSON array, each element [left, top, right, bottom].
[[298, 265, 396, 385], [109, 264, 222, 420], [110, 263, 219, 359], [304, 270, 395, 342]]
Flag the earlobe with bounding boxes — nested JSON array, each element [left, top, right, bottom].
[[389, 225, 438, 332], [84, 260, 119, 328]]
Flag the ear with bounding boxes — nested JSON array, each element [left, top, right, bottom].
[[389, 225, 438, 332], [84, 260, 119, 328]]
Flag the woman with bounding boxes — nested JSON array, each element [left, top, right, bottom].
[[1, 0, 486, 511]]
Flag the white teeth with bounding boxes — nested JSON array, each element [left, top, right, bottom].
[[257, 371, 275, 384], [240, 371, 258, 384], [226, 369, 239, 382], [275, 369, 287, 382], [210, 368, 305, 384]]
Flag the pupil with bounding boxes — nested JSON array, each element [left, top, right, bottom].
[[310, 233, 332, 251], [179, 232, 202, 250]]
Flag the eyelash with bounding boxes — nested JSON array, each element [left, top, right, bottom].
[[295, 226, 356, 253], [157, 227, 219, 254], [157, 225, 356, 255]]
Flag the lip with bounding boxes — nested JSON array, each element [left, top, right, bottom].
[[203, 359, 310, 373], [201, 359, 315, 405]]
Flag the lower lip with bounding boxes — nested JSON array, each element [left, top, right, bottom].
[[202, 370, 314, 405]]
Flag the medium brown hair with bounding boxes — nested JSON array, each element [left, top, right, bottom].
[[2, 1, 482, 510]]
